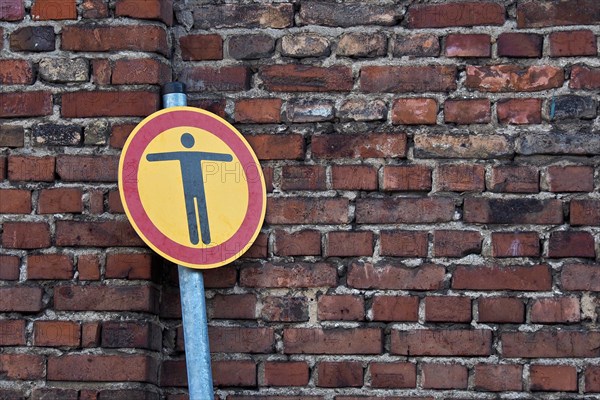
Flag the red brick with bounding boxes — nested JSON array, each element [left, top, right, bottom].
[[81, 322, 100, 347], [586, 365, 600, 392], [331, 165, 377, 190], [433, 230, 482, 258], [0, 320, 26, 345], [204, 267, 237, 288], [531, 365, 577, 392], [62, 91, 159, 118], [196, 3, 293, 29], [274, 230, 320, 256], [260, 65, 353, 92], [436, 164, 485, 192], [115, 0, 173, 25], [312, 133, 406, 159], [92, 59, 111, 85], [32, 0, 76, 20], [382, 165, 431, 191], [570, 65, 600, 89], [56, 220, 143, 247], [0, 354, 45, 380], [245, 134, 304, 160], [263, 361, 308, 387], [348, 262, 445, 290], [0, 156, 5, 180], [547, 166, 594, 192], [241, 262, 336, 288], [517, 0, 600, 28], [474, 364, 522, 391], [62, 25, 168, 55], [317, 361, 362, 388], [102, 321, 161, 351], [0, 189, 31, 213], [392, 98, 437, 125], [105, 190, 123, 213], [2, 222, 50, 249], [371, 296, 419, 322], [550, 30, 597, 57], [38, 188, 83, 214], [27, 254, 72, 280], [571, 199, 600, 225], [0, 255, 20, 280], [503, 330, 600, 358], [179, 34, 222, 61], [88, 190, 104, 214], [497, 98, 542, 124], [209, 326, 274, 353], [54, 285, 158, 312], [318, 295, 364, 321], [105, 253, 153, 280], [0, 92, 53, 118], [284, 328, 382, 354], [453, 264, 551, 291], [77, 254, 100, 281], [464, 198, 563, 224], [425, 296, 471, 322], [0, 60, 33, 84], [298, 2, 397, 27], [261, 296, 309, 322], [561, 264, 600, 291], [491, 232, 540, 257], [444, 99, 491, 124], [549, 231, 595, 258], [235, 98, 281, 123], [7, 156, 54, 182], [531, 297, 580, 323], [109, 123, 135, 149], [266, 197, 348, 224], [281, 165, 326, 191], [179, 66, 250, 92], [393, 33, 440, 57], [48, 354, 158, 383], [0, 287, 43, 312], [209, 294, 256, 320], [369, 362, 416, 388], [422, 363, 468, 389], [112, 59, 170, 85], [0, 0, 25, 21], [34, 321, 80, 347], [490, 165, 539, 193], [361, 66, 456, 93], [356, 197, 455, 224], [392, 329, 492, 356], [446, 34, 490, 57], [478, 297, 525, 323], [497, 33, 543, 58], [327, 231, 373, 257], [408, 2, 505, 28], [466, 65, 564, 92], [380, 230, 428, 257]]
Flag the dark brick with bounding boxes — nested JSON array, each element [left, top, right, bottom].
[[408, 2, 505, 28], [392, 34, 440, 57], [497, 33, 543, 58], [518, 130, 600, 155], [10, 26, 55, 52], [517, 0, 600, 28], [228, 34, 275, 60], [0, 126, 25, 147], [193, 4, 293, 29], [33, 124, 82, 146], [551, 95, 597, 120], [299, 1, 399, 27]]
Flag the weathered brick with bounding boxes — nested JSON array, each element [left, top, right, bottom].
[[445, 99, 491, 124], [356, 197, 454, 224], [179, 34, 222, 61], [517, 0, 600, 28], [281, 165, 326, 191], [54, 285, 158, 312], [530, 365, 578, 392], [235, 98, 281, 124], [445, 34, 490, 57], [8, 156, 54, 182], [31, 0, 76, 20], [112, 59, 170, 85], [382, 165, 432, 191], [490, 165, 539, 193], [10, 26, 55, 52], [56, 155, 117, 182], [502, 330, 600, 358], [39, 58, 89, 83], [78, 254, 100, 281], [274, 230, 321, 256], [425, 296, 471, 322], [392, 34, 440, 57], [380, 230, 428, 258], [209, 326, 274, 353], [0, 126, 25, 147], [414, 134, 512, 159], [474, 364, 523, 392], [407, 2, 505, 28], [550, 30, 597, 57], [115, 0, 173, 25], [348, 262, 445, 290], [0, 255, 20, 281], [531, 297, 580, 323], [312, 133, 407, 159], [547, 166, 594, 192], [180, 66, 250, 92], [209, 294, 256, 320], [48, 354, 158, 383], [453, 264, 552, 291], [284, 328, 382, 354], [561, 264, 600, 291], [299, 1, 399, 27], [0, 60, 33, 84], [552, 95, 597, 120], [338, 33, 387, 58], [436, 163, 485, 192], [281, 33, 330, 58], [433, 230, 482, 258], [82, 0, 108, 18], [497, 33, 543, 57], [0, 287, 43, 312], [0, 189, 31, 213], [228, 34, 275, 60], [0, 92, 53, 118], [245, 134, 304, 160], [286, 99, 334, 123], [105, 252, 153, 280], [267, 197, 348, 224], [0, 320, 26, 345], [570, 65, 600, 89], [55, 220, 144, 247], [0, 0, 25, 21], [62, 25, 168, 56], [497, 98, 542, 124], [81, 322, 100, 348], [261, 65, 353, 92], [585, 365, 600, 392], [371, 296, 419, 322], [466, 65, 564, 92], [241, 262, 337, 288], [548, 231, 595, 258], [491, 232, 540, 257], [392, 329, 492, 356], [27, 254, 72, 280], [571, 199, 600, 225], [263, 362, 309, 387], [332, 165, 378, 191], [317, 361, 363, 388], [0, 354, 45, 380], [392, 98, 437, 125], [261, 296, 309, 322], [62, 91, 159, 118], [518, 131, 600, 155], [193, 4, 293, 29], [2, 222, 50, 249], [102, 321, 161, 350], [33, 124, 82, 146], [478, 297, 525, 323], [318, 295, 364, 321], [361, 66, 456, 93], [34, 321, 80, 347], [464, 198, 563, 224], [422, 364, 468, 389]]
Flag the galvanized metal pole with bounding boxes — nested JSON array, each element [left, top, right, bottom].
[[162, 82, 214, 400]]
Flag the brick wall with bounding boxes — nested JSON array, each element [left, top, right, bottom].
[[0, 0, 599, 399]]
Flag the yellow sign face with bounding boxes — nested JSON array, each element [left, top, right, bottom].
[[119, 107, 266, 269]]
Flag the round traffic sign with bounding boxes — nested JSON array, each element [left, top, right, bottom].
[[118, 106, 266, 269]]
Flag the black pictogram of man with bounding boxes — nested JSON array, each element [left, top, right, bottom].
[[146, 133, 233, 245]]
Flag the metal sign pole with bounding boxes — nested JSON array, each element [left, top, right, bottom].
[[163, 82, 214, 400]]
